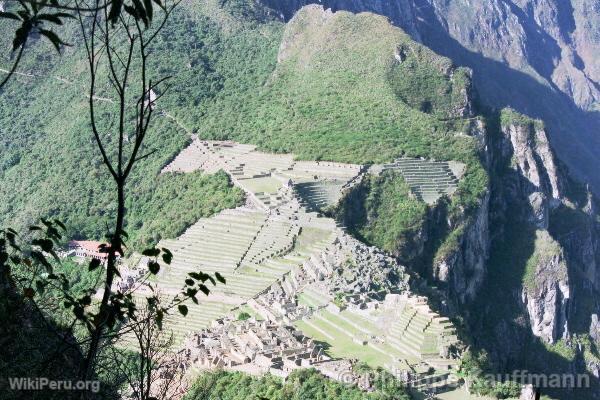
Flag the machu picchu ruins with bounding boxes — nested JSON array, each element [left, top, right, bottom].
[[110, 137, 466, 394], [67, 135, 469, 395]]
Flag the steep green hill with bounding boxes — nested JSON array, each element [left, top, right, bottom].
[[0, 1, 486, 250], [0, 0, 275, 247], [199, 6, 486, 198]]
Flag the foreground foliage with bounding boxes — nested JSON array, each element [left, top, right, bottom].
[[184, 369, 410, 400]]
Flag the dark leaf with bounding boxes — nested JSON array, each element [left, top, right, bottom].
[[184, 278, 194, 286], [17, 11, 30, 20], [124, 4, 139, 20], [39, 29, 70, 53], [148, 260, 160, 275], [161, 248, 173, 265], [206, 275, 216, 286], [108, 0, 124, 24], [32, 238, 53, 253], [152, 0, 164, 10], [53, 219, 66, 230], [155, 309, 164, 329], [143, 0, 153, 22], [131, 0, 148, 26], [199, 284, 210, 296], [147, 296, 157, 308], [31, 251, 53, 273], [89, 258, 101, 272], [53, 12, 75, 19], [142, 247, 160, 257], [13, 22, 32, 51], [37, 14, 64, 25], [0, 12, 21, 21], [23, 287, 35, 298], [5, 232, 16, 244], [215, 272, 226, 284], [73, 305, 85, 320], [178, 304, 188, 316]]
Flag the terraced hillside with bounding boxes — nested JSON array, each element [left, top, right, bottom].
[[152, 140, 366, 343], [140, 137, 469, 398], [378, 158, 465, 204], [152, 204, 336, 344]]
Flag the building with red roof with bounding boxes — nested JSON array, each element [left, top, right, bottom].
[[68, 240, 109, 261]]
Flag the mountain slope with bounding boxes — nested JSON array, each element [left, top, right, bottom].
[[2, 1, 600, 398], [260, 0, 600, 195]]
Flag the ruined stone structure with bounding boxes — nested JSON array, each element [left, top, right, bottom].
[[140, 138, 465, 392], [180, 318, 325, 375]]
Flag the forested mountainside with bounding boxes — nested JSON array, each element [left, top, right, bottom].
[[261, 0, 600, 196], [1, 0, 600, 399], [0, 0, 487, 250]]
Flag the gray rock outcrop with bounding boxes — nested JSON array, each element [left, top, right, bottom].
[[326, 232, 410, 296], [498, 111, 563, 230], [434, 190, 491, 305], [520, 384, 537, 400], [520, 231, 570, 343]]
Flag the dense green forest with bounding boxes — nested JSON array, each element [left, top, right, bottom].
[[184, 369, 411, 400], [0, 0, 487, 253], [0, 0, 270, 248], [335, 170, 428, 261]]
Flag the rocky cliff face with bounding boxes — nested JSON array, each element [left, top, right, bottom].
[[497, 111, 563, 229], [433, 190, 490, 305], [417, 0, 600, 111], [491, 110, 600, 349], [492, 112, 567, 344], [520, 230, 570, 344]]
